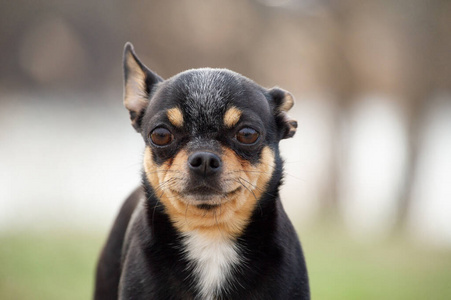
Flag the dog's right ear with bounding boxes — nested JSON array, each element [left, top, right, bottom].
[[268, 87, 298, 140], [123, 42, 163, 132]]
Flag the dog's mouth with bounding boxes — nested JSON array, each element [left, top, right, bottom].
[[169, 186, 242, 208], [187, 186, 221, 195]]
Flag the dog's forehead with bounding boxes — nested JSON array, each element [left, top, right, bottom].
[[149, 69, 271, 130], [177, 69, 234, 119]]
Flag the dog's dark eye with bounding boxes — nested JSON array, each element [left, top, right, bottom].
[[150, 128, 173, 146], [236, 128, 259, 144]]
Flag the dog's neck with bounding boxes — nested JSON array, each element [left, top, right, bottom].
[[182, 230, 240, 299], [142, 167, 284, 298]]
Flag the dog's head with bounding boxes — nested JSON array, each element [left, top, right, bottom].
[[123, 43, 297, 236]]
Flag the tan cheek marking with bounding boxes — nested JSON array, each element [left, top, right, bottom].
[[233, 146, 274, 228], [143, 147, 168, 191], [143, 145, 275, 239], [188, 146, 275, 238], [223, 106, 242, 128], [167, 107, 184, 128], [143, 147, 188, 211]]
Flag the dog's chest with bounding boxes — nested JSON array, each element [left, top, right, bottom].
[[182, 231, 240, 299]]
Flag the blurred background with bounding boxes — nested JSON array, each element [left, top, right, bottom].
[[1, 0, 450, 299]]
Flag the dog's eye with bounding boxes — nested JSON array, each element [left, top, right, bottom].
[[150, 128, 173, 146], [236, 128, 259, 144]]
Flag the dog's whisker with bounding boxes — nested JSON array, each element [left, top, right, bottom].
[[145, 169, 183, 174], [184, 200, 191, 226], [256, 160, 277, 169], [235, 178, 263, 217], [238, 176, 277, 198], [153, 178, 177, 192], [223, 170, 271, 175], [236, 178, 256, 200]]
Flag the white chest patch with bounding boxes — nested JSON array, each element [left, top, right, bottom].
[[183, 231, 240, 299]]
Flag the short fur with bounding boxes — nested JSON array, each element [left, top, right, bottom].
[[94, 43, 309, 300]]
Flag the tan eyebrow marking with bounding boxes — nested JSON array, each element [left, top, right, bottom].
[[167, 107, 184, 127], [223, 106, 242, 128]]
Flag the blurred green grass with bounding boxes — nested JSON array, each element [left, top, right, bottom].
[[0, 232, 101, 300], [1, 226, 451, 300], [300, 225, 451, 299]]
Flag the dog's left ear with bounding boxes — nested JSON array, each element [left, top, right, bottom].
[[123, 42, 163, 132], [268, 87, 298, 139]]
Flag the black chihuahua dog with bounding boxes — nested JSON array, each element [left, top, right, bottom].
[[94, 43, 309, 300]]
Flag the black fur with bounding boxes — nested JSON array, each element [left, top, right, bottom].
[[94, 43, 309, 300]]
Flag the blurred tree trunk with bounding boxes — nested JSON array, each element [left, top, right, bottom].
[[318, 3, 356, 222], [395, 0, 447, 230]]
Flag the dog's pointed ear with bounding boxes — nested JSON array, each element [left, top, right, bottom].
[[268, 87, 298, 139], [123, 42, 163, 132]]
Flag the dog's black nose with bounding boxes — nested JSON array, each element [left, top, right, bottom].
[[188, 152, 222, 176]]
